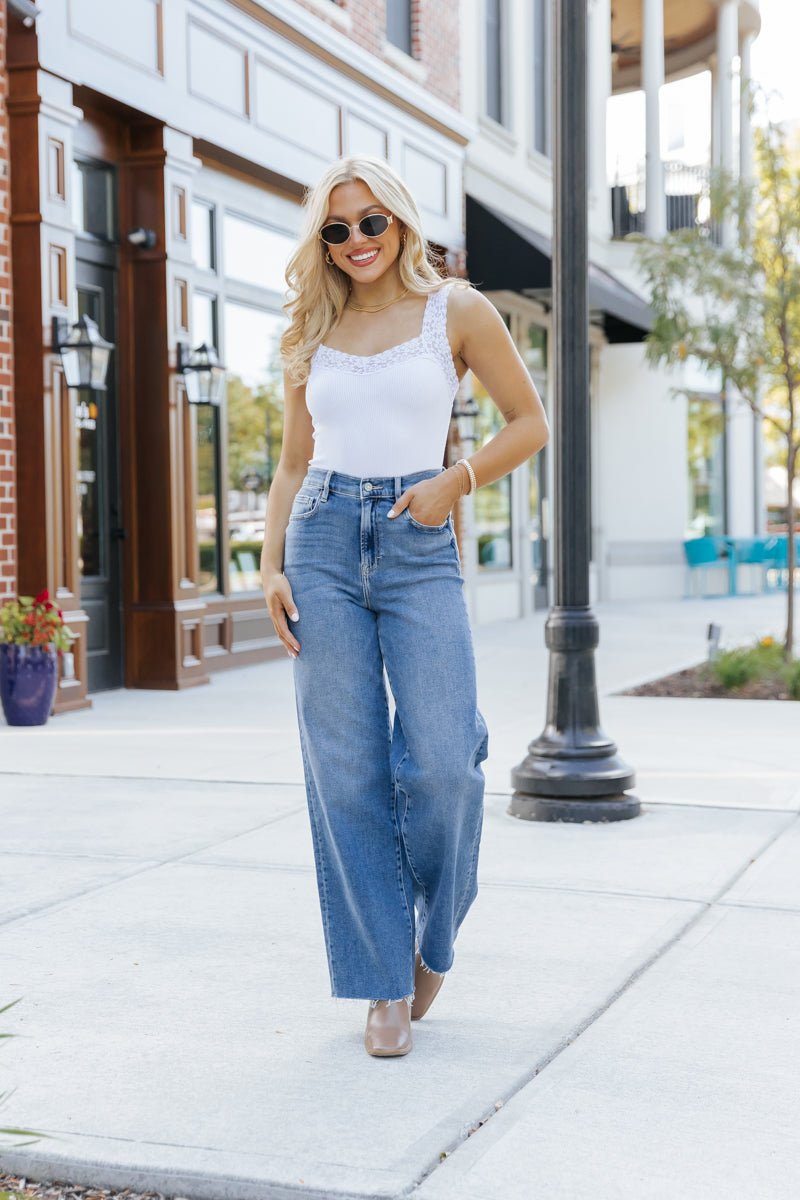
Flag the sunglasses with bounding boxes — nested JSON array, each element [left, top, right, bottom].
[[318, 211, 395, 246]]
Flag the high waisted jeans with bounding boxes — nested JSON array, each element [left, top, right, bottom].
[[283, 465, 490, 1002]]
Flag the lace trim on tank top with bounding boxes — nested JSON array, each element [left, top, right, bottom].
[[311, 281, 460, 394]]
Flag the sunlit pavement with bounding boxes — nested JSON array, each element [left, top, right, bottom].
[[0, 591, 797, 1199]]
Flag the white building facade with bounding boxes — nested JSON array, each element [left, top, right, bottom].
[[460, 0, 763, 616]]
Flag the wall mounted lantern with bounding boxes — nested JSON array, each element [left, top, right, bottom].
[[52, 314, 114, 391], [177, 341, 226, 406]]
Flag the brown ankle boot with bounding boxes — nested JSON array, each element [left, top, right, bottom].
[[410, 950, 446, 1020], [364, 997, 413, 1056]]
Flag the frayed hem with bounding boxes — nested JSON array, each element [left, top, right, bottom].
[[416, 945, 449, 977], [368, 994, 414, 1009]]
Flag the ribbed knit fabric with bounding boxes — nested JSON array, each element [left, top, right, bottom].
[[305, 280, 461, 477]]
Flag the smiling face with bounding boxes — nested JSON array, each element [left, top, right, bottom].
[[322, 180, 404, 284]]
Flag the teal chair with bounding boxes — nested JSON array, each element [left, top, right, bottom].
[[763, 534, 800, 591], [728, 537, 767, 595], [683, 536, 730, 597]]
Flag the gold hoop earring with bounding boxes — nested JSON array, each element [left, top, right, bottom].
[[325, 249, 334, 265]]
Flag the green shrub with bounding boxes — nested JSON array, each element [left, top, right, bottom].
[[783, 658, 800, 700], [709, 646, 761, 689], [707, 635, 799, 697]]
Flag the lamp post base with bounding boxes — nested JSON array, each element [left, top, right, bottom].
[[509, 606, 640, 822]]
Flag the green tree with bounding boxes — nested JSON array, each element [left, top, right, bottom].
[[634, 89, 799, 660]]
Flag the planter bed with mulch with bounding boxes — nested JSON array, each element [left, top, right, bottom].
[[619, 661, 797, 700]]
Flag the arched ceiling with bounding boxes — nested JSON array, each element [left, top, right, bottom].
[[610, 1, 761, 90]]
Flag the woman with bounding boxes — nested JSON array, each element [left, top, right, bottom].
[[261, 154, 549, 1057]]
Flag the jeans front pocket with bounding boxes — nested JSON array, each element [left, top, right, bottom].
[[404, 507, 452, 533], [288, 488, 323, 521]]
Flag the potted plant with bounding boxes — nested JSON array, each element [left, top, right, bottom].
[[0, 589, 75, 726]]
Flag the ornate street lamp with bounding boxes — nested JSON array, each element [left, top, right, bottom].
[[177, 341, 226, 405], [52, 314, 114, 391], [509, 0, 639, 823]]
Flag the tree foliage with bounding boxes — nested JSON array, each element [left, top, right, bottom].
[[632, 85, 799, 658]]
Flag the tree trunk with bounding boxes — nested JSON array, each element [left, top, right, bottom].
[[786, 442, 796, 661]]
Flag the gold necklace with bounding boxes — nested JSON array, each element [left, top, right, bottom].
[[346, 286, 409, 313]]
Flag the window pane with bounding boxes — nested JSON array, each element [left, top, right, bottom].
[[486, 0, 503, 124], [687, 396, 726, 538], [224, 302, 287, 593], [522, 321, 547, 373], [471, 368, 513, 571], [533, 0, 549, 156], [223, 212, 295, 292], [196, 405, 221, 593], [192, 201, 215, 272], [75, 287, 106, 577], [386, 0, 412, 54], [192, 293, 221, 593], [72, 160, 117, 241]]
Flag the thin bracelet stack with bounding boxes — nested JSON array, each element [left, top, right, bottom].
[[454, 457, 478, 495]]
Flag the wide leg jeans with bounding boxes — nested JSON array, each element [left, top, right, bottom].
[[283, 466, 490, 1001]]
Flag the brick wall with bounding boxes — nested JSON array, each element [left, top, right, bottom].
[[0, 1, 15, 602], [294, 0, 460, 111]]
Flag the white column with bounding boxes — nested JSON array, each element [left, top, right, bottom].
[[642, 0, 666, 237], [739, 28, 762, 534], [588, 0, 613, 240], [739, 29, 754, 183], [716, 0, 738, 246], [709, 55, 719, 167]]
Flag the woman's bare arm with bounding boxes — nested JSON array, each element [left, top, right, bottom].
[[260, 369, 315, 656], [388, 286, 550, 523]]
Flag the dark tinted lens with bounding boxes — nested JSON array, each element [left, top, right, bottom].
[[320, 222, 350, 245], [359, 213, 389, 237]]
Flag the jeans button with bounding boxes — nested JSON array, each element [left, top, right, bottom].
[[363, 482, 373, 491]]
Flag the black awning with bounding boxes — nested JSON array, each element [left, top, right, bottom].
[[465, 195, 654, 344]]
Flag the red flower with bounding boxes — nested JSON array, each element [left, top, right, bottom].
[[58, 609, 64, 618], [34, 588, 49, 605]]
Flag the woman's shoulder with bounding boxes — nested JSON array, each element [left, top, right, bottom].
[[440, 277, 485, 319]]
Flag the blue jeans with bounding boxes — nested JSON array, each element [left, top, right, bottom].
[[283, 466, 490, 1002]]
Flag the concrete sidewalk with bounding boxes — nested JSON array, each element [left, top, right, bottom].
[[0, 593, 797, 1199]]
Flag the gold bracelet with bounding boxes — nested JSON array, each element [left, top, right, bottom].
[[455, 457, 477, 494], [451, 462, 468, 496]]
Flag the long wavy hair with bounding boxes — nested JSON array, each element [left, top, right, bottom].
[[280, 154, 473, 386]]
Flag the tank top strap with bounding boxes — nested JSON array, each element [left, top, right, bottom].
[[421, 280, 459, 394]]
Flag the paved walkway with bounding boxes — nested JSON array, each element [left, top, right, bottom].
[[0, 593, 797, 1199]]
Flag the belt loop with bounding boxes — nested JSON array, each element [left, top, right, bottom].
[[322, 468, 332, 500], [394, 473, 402, 501]]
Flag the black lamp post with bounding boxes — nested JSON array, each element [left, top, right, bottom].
[[509, 0, 639, 823], [52, 314, 114, 391], [177, 341, 226, 405]]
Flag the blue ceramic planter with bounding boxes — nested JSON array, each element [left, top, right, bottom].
[[0, 643, 59, 726]]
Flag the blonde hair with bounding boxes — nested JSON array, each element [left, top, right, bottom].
[[280, 154, 473, 386]]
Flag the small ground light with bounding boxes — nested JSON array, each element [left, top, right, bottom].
[[707, 622, 722, 659]]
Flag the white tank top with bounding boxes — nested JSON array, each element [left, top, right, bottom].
[[305, 280, 460, 476]]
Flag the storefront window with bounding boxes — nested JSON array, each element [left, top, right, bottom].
[[192, 200, 216, 272], [687, 394, 726, 537], [75, 288, 104, 577], [193, 292, 221, 593], [72, 159, 116, 241], [222, 213, 295, 293], [523, 322, 548, 601], [224, 301, 286, 592], [471, 354, 513, 570]]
